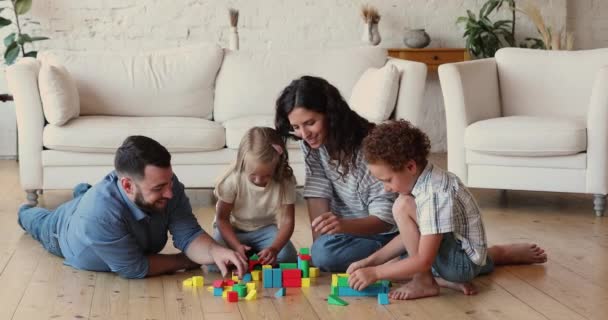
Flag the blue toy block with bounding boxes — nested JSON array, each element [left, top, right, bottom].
[[242, 273, 252, 283], [272, 268, 282, 288], [263, 268, 273, 288], [338, 286, 385, 297], [297, 256, 302, 269], [378, 293, 389, 305], [213, 287, 223, 296], [275, 287, 286, 297]]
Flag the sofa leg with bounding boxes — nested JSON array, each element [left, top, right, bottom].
[[593, 194, 606, 217], [26, 190, 38, 206]]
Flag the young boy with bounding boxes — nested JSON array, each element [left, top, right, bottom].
[[347, 120, 547, 300]]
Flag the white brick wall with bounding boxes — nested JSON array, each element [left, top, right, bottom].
[[0, 0, 569, 156]]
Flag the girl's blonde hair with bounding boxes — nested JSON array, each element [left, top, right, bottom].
[[217, 126, 295, 203]]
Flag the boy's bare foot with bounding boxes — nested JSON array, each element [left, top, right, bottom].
[[388, 272, 439, 300], [489, 243, 547, 265], [435, 277, 477, 295]]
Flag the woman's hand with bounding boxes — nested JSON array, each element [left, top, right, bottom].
[[311, 212, 343, 235]]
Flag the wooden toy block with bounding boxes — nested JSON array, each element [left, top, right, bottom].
[[222, 290, 228, 298], [297, 256, 302, 269], [249, 253, 260, 260], [299, 248, 309, 255], [337, 286, 385, 296], [246, 282, 256, 292], [232, 275, 239, 282], [235, 284, 247, 297], [192, 276, 204, 287], [283, 278, 301, 287], [337, 273, 349, 277], [213, 287, 223, 296], [309, 267, 319, 278], [327, 294, 348, 306], [279, 263, 298, 270], [207, 286, 214, 292], [182, 278, 193, 287], [331, 274, 338, 287], [331, 286, 338, 295], [282, 269, 301, 279], [242, 273, 252, 283], [337, 276, 349, 287], [272, 268, 282, 288], [300, 260, 310, 278], [224, 286, 233, 291], [301, 278, 310, 287], [378, 293, 389, 305], [245, 289, 257, 301], [274, 288, 286, 297], [213, 280, 224, 288], [251, 270, 261, 281], [298, 254, 311, 261], [263, 269, 273, 288], [249, 260, 261, 271], [225, 280, 235, 286], [227, 291, 239, 302], [262, 265, 272, 269]]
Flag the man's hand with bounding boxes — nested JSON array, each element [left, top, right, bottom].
[[258, 247, 278, 265], [348, 266, 380, 291], [311, 212, 343, 235], [209, 244, 248, 278]]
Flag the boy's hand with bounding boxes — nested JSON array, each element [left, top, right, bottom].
[[311, 212, 343, 235], [346, 258, 372, 274], [235, 244, 251, 259], [348, 266, 379, 291], [258, 247, 278, 265]]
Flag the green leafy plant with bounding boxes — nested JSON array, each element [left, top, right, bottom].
[[456, 0, 516, 59], [0, 0, 48, 65]]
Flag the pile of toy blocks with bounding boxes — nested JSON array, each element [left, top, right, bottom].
[[327, 273, 391, 306], [211, 276, 258, 302], [262, 248, 319, 289]]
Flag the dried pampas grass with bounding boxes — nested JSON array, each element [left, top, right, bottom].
[[518, 1, 573, 50], [229, 8, 239, 28], [361, 4, 380, 24]]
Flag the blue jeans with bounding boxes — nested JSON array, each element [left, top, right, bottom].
[[17, 183, 92, 258], [213, 224, 298, 263], [431, 233, 494, 283], [311, 232, 398, 272]]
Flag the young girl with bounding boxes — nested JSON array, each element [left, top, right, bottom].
[[213, 126, 298, 266]]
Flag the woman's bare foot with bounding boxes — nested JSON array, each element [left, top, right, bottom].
[[388, 272, 439, 300], [488, 243, 547, 265], [435, 277, 477, 295]]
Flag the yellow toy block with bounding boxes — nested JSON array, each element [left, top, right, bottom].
[[245, 289, 257, 301], [309, 267, 320, 278], [192, 276, 204, 287], [262, 265, 272, 269], [224, 286, 233, 291], [246, 282, 256, 292], [337, 273, 349, 277], [251, 270, 261, 281], [232, 275, 239, 282], [207, 286, 214, 292], [301, 278, 310, 287], [222, 290, 228, 298], [182, 278, 193, 287], [331, 274, 338, 287]]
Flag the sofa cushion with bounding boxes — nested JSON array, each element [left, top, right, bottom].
[[349, 64, 400, 123], [223, 115, 299, 150], [37, 44, 223, 118], [43, 116, 225, 153], [214, 46, 387, 123], [38, 64, 80, 126], [464, 116, 587, 157]]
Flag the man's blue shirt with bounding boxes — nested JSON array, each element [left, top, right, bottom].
[[55, 171, 204, 279]]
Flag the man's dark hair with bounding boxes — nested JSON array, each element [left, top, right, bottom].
[[114, 136, 171, 180]]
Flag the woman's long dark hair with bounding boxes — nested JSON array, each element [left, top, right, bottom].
[[275, 76, 374, 177]]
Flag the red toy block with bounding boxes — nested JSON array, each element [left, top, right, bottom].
[[225, 280, 235, 286], [249, 260, 261, 272], [227, 291, 238, 302], [213, 280, 225, 288], [282, 269, 301, 279], [283, 278, 302, 287], [298, 254, 311, 261]]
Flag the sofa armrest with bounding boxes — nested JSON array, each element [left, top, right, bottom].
[[7, 57, 44, 190], [438, 58, 501, 183], [586, 66, 608, 194], [386, 57, 427, 126]]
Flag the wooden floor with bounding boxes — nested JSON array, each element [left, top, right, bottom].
[[1, 155, 607, 319]]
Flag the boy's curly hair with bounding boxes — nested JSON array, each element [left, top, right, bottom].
[[362, 120, 431, 171]]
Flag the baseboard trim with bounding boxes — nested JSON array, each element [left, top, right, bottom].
[[0, 155, 16, 160]]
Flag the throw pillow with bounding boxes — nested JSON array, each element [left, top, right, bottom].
[[349, 64, 400, 123], [38, 64, 80, 126]]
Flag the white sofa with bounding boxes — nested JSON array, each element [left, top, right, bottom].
[[7, 44, 427, 204], [439, 48, 608, 216]]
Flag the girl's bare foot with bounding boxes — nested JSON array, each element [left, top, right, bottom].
[[388, 272, 439, 300], [435, 277, 477, 295], [488, 243, 548, 265]]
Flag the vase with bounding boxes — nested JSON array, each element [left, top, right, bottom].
[[361, 23, 381, 46], [229, 27, 239, 50], [403, 29, 430, 48]]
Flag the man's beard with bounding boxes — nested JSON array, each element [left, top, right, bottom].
[[134, 189, 168, 214]]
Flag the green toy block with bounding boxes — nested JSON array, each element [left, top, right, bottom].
[[331, 286, 338, 295], [300, 260, 310, 278], [337, 276, 349, 287], [299, 248, 310, 255], [279, 263, 298, 270], [327, 294, 348, 306], [234, 284, 247, 297], [249, 253, 259, 260]]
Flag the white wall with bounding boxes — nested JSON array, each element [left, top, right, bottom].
[[0, 0, 570, 156], [568, 0, 608, 49]]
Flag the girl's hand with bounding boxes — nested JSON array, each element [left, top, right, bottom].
[[346, 258, 372, 274], [348, 266, 379, 291], [258, 247, 278, 265], [311, 212, 343, 235], [236, 244, 251, 259]]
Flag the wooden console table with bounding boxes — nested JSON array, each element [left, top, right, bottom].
[[388, 48, 470, 72]]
